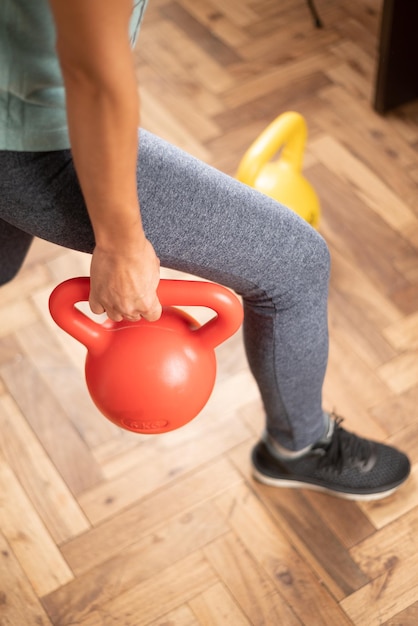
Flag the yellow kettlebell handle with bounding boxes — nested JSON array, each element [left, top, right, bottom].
[[236, 111, 307, 187]]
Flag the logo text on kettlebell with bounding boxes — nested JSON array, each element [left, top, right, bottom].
[[121, 418, 169, 431]]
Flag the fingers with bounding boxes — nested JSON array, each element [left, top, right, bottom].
[[139, 294, 162, 322], [89, 240, 162, 323], [89, 294, 162, 323], [89, 299, 106, 315], [121, 295, 162, 322]]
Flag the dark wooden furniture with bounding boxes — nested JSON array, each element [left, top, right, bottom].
[[374, 0, 418, 113]]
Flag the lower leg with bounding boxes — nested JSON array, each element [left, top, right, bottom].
[[240, 238, 330, 450]]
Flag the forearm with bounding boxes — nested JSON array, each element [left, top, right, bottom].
[[62, 67, 144, 251], [48, 0, 161, 321], [50, 0, 144, 250]]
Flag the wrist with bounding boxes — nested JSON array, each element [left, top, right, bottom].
[[92, 210, 146, 253], [94, 234, 147, 256]]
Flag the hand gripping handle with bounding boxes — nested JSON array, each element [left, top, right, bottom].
[[48, 277, 243, 352]]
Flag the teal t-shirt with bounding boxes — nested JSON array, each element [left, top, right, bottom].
[[0, 0, 148, 151]]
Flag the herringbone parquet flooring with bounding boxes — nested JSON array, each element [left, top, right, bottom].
[[1, 1, 418, 624]]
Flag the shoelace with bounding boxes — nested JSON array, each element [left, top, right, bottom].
[[316, 417, 373, 473]]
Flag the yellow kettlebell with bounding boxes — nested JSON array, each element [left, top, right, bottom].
[[236, 111, 320, 228]]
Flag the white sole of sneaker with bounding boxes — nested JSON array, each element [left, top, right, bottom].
[[251, 467, 401, 501]]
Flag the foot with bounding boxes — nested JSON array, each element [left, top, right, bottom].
[[251, 417, 411, 500]]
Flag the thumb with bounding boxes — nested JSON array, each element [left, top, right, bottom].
[[89, 295, 105, 316], [140, 295, 163, 322]]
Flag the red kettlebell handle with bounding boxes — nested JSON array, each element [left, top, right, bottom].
[[48, 277, 243, 353]]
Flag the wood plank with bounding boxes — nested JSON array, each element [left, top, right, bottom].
[[0, 453, 74, 596], [136, 64, 223, 137], [15, 321, 118, 448], [138, 19, 236, 93], [323, 334, 390, 441], [0, 531, 53, 626], [0, 394, 90, 545], [377, 350, 418, 395], [160, 2, 242, 66], [382, 602, 418, 626], [31, 284, 89, 373], [189, 582, 252, 626], [44, 247, 91, 283], [304, 490, 375, 550], [140, 86, 212, 160], [202, 0, 258, 28], [248, 486, 370, 602], [147, 604, 200, 625], [341, 551, 418, 625], [240, 17, 339, 64], [0, 262, 50, 306], [222, 54, 334, 110], [42, 501, 227, 625], [204, 533, 301, 626], [310, 135, 416, 234], [0, 298, 38, 338], [0, 335, 104, 495], [351, 493, 418, 581], [177, 0, 250, 48], [90, 431, 146, 469], [61, 458, 243, 575], [327, 243, 402, 370], [391, 284, 418, 317], [327, 40, 375, 100], [213, 482, 355, 622], [325, 61, 373, 103], [96, 394, 248, 484], [78, 552, 218, 626], [358, 461, 418, 531], [314, 163, 414, 293], [370, 387, 418, 445], [333, 2, 380, 58], [316, 84, 418, 186], [216, 72, 332, 134], [384, 310, 418, 352]]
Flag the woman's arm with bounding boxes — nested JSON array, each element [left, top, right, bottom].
[[48, 0, 161, 322]]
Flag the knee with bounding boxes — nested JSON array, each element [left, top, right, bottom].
[[306, 229, 331, 283], [281, 224, 331, 305]]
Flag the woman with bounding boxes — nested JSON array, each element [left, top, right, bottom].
[[0, 0, 410, 499]]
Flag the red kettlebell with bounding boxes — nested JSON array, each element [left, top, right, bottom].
[[48, 277, 243, 434]]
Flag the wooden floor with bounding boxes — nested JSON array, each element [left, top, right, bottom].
[[1, 0, 418, 624]]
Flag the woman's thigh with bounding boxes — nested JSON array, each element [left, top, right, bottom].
[[137, 130, 327, 299], [0, 149, 95, 253], [0, 130, 327, 296]]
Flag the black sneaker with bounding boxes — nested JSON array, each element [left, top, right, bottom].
[[251, 417, 411, 500]]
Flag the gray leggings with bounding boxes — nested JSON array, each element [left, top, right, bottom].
[[0, 129, 330, 450]]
